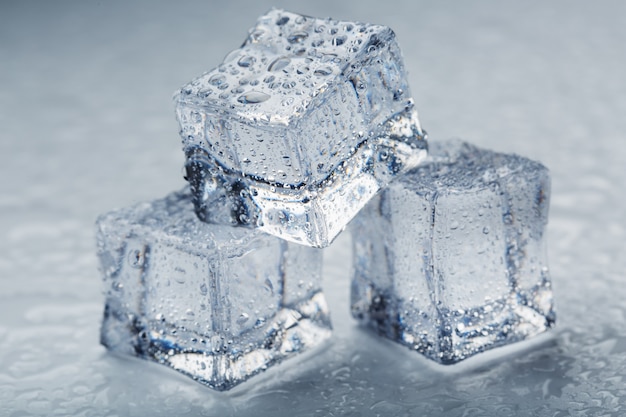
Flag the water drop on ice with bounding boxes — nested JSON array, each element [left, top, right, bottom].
[[236, 313, 250, 325], [208, 74, 226, 86], [268, 57, 291, 72], [332, 35, 347, 46], [127, 249, 145, 268], [237, 55, 256, 68], [287, 31, 309, 44], [314, 67, 333, 76], [276, 16, 289, 26], [237, 91, 271, 104]]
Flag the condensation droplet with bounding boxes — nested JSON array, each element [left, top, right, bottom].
[[287, 31, 309, 44], [237, 313, 250, 325], [314, 67, 333, 76], [332, 35, 347, 46], [208, 74, 226, 86], [237, 55, 256, 68], [237, 91, 271, 104], [127, 249, 145, 268], [268, 57, 291, 72], [250, 28, 265, 42], [276, 16, 289, 26]]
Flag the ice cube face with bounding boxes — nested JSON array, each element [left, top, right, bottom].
[[351, 140, 555, 364], [176, 9, 427, 247], [96, 190, 331, 390]]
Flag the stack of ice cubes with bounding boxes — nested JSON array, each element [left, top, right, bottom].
[[96, 8, 427, 390], [96, 8, 555, 391]]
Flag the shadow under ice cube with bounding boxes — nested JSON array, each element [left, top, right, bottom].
[[351, 140, 555, 364], [96, 189, 331, 390], [176, 8, 427, 248]]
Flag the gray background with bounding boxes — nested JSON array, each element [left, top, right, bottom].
[[1, 0, 625, 415]]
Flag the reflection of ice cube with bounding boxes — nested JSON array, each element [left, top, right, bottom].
[[351, 140, 555, 364], [96, 189, 331, 390], [176, 9, 427, 248]]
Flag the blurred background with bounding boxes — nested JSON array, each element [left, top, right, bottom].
[[1, 0, 625, 415]]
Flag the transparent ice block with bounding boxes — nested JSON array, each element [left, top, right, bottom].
[[96, 189, 331, 390], [351, 140, 555, 364], [175, 8, 427, 248]]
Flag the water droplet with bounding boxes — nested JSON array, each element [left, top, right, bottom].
[[248, 29, 264, 43], [198, 88, 211, 98], [127, 249, 145, 268], [483, 226, 490, 234], [332, 35, 347, 46], [199, 283, 208, 295], [450, 221, 460, 230], [208, 74, 226, 86], [314, 66, 333, 76], [276, 16, 289, 26], [237, 91, 271, 104], [268, 57, 291, 72], [237, 313, 250, 325], [287, 31, 309, 44], [321, 53, 337, 63], [237, 55, 256, 68]]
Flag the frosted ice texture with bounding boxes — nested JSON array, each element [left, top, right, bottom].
[[96, 189, 331, 390], [175, 9, 427, 248], [351, 140, 555, 364]]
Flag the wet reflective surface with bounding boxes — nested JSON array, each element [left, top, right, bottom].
[[1, 0, 625, 415]]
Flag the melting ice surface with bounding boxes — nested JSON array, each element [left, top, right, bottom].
[[176, 8, 427, 248], [351, 139, 555, 364], [96, 189, 331, 391]]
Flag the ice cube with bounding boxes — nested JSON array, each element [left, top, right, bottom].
[[96, 189, 331, 390], [175, 9, 427, 248], [350, 140, 555, 364]]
